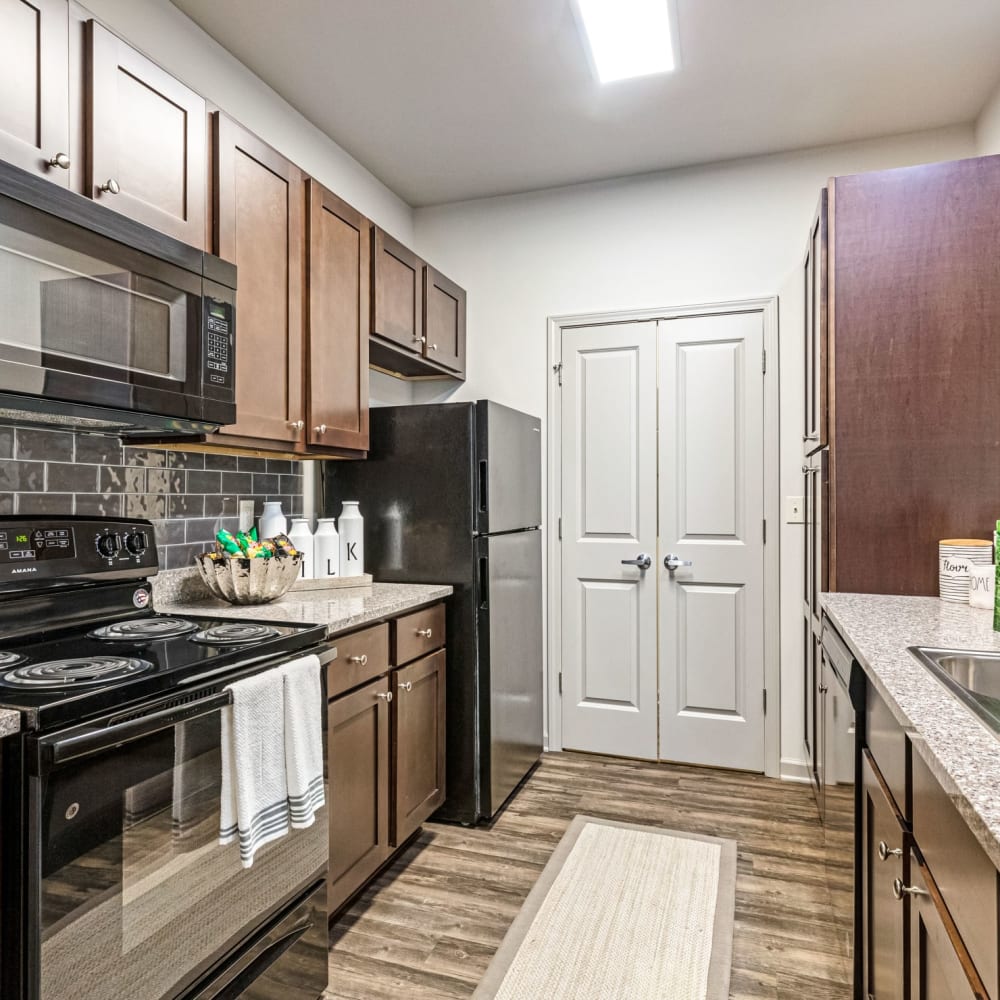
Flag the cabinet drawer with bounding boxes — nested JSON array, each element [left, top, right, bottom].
[[393, 604, 446, 666], [912, 748, 998, 998], [327, 623, 390, 698], [865, 680, 909, 819]]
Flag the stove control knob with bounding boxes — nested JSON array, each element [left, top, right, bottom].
[[124, 531, 147, 556], [96, 534, 120, 558]]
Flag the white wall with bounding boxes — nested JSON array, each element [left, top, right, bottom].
[[413, 124, 977, 775], [976, 78, 1000, 154], [81, 0, 413, 241]]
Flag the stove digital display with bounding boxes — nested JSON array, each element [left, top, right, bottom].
[[0, 526, 76, 562]]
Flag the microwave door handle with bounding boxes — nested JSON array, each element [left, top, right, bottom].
[[39, 690, 234, 769]]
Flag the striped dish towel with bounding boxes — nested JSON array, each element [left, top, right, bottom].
[[282, 654, 325, 828], [219, 668, 289, 868]]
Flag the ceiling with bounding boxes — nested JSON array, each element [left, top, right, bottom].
[[171, 0, 1000, 207]]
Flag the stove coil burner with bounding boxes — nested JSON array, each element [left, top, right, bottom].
[[0, 651, 28, 669], [2, 656, 154, 687], [191, 622, 282, 646], [89, 617, 198, 642]]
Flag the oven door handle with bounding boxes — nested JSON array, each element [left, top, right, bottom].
[[40, 690, 234, 768]]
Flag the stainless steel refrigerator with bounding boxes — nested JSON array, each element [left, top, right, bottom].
[[321, 400, 543, 824]]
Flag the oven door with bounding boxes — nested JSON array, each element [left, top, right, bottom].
[[0, 187, 234, 431], [24, 686, 327, 1000]]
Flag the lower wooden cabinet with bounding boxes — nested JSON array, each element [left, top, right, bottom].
[[391, 650, 446, 846], [327, 676, 391, 914]]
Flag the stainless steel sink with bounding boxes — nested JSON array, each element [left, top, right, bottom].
[[909, 646, 1000, 734]]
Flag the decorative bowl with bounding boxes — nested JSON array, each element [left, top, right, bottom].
[[195, 553, 302, 605]]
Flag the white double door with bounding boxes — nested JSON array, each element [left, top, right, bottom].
[[560, 308, 766, 769]]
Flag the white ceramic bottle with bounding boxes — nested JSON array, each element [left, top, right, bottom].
[[287, 518, 315, 578], [338, 501, 364, 577], [259, 501, 287, 539], [314, 518, 340, 578]]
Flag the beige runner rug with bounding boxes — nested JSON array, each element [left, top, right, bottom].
[[473, 816, 737, 1000]]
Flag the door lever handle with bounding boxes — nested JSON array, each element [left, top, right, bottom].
[[621, 554, 652, 570], [664, 554, 693, 572]]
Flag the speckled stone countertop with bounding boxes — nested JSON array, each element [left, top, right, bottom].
[[153, 568, 452, 637], [822, 593, 1000, 869], [0, 709, 20, 736]]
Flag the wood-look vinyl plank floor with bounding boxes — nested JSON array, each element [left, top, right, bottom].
[[325, 751, 853, 999]]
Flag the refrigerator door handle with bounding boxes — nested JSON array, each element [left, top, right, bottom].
[[478, 555, 490, 609], [478, 460, 489, 514]]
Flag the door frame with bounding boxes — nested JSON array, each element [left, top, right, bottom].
[[546, 297, 781, 778]]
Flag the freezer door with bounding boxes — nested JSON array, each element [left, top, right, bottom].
[[477, 529, 543, 816], [476, 400, 542, 534]]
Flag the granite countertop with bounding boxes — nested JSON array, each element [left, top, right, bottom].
[[822, 593, 1000, 869], [153, 569, 452, 637], [0, 708, 20, 736]]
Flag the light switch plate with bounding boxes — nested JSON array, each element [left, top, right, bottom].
[[786, 496, 805, 524], [238, 500, 256, 533]]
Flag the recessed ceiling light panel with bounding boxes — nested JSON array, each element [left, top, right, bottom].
[[574, 0, 678, 84]]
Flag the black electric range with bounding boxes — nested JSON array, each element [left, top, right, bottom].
[[0, 516, 332, 1000]]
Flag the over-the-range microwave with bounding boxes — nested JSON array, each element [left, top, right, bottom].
[[0, 159, 236, 436]]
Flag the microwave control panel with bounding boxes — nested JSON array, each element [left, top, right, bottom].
[[203, 298, 234, 390]]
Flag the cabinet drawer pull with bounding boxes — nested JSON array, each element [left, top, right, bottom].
[[892, 878, 928, 901], [877, 841, 902, 862], [99, 177, 120, 195], [416, 627, 433, 638], [400, 681, 412, 692], [48, 152, 71, 169], [348, 654, 368, 666], [376, 691, 392, 702]]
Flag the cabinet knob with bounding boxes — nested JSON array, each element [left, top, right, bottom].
[[412, 335, 427, 344], [416, 627, 433, 638], [314, 424, 327, 435], [48, 152, 71, 169], [99, 178, 121, 195], [431, 343, 438, 351], [348, 654, 368, 666], [376, 690, 392, 702], [877, 841, 902, 862], [892, 878, 928, 901], [288, 420, 304, 431], [400, 681, 413, 692]]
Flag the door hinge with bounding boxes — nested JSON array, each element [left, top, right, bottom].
[[553, 362, 563, 386], [761, 348, 767, 374], [558, 672, 563, 695], [558, 516, 562, 540], [763, 688, 767, 714], [762, 518, 767, 544]]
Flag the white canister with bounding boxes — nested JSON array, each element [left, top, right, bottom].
[[259, 501, 287, 540], [288, 518, 315, 578], [314, 518, 340, 578], [939, 538, 993, 603], [969, 564, 996, 610], [339, 501, 364, 577]]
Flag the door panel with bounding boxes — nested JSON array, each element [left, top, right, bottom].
[[0, 0, 70, 183], [424, 265, 466, 374], [372, 228, 422, 352], [659, 310, 765, 770], [560, 322, 658, 759], [87, 20, 206, 246]]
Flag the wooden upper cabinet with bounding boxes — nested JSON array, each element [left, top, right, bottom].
[[372, 228, 424, 353], [306, 180, 370, 453], [0, 0, 70, 184], [86, 20, 206, 246], [424, 265, 466, 375], [213, 113, 304, 446]]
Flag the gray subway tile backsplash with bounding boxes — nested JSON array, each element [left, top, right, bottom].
[[0, 425, 304, 572]]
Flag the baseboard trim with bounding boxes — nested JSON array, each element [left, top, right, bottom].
[[779, 757, 812, 784]]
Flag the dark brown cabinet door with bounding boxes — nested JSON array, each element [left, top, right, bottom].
[[0, 0, 70, 184], [423, 265, 466, 376], [908, 854, 985, 1000], [372, 228, 424, 354], [306, 180, 369, 453], [862, 752, 906, 1000], [86, 20, 206, 245], [213, 113, 305, 446], [391, 649, 446, 846], [328, 676, 392, 915], [803, 189, 828, 451]]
